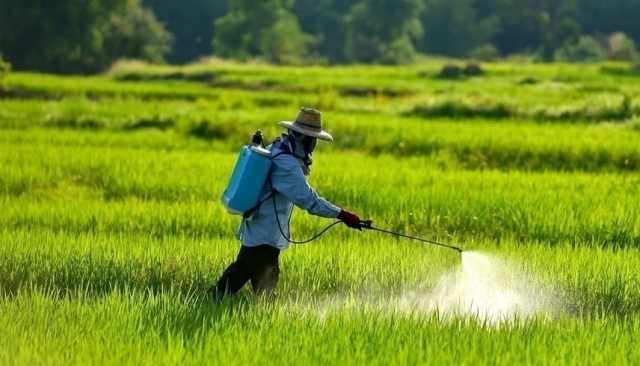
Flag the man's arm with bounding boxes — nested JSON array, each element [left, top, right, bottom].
[[270, 155, 341, 218]]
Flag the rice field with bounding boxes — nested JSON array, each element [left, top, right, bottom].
[[1, 60, 640, 365]]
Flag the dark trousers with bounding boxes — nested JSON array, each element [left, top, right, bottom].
[[211, 245, 281, 299]]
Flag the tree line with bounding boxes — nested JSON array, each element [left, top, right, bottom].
[[1, 0, 639, 73], [0, 0, 171, 74]]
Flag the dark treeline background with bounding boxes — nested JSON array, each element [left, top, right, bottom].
[[1, 0, 639, 73]]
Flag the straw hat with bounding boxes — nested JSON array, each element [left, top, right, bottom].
[[278, 107, 333, 142]]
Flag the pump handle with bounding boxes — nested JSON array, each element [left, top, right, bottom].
[[252, 130, 264, 147]]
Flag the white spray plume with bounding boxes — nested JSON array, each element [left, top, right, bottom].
[[399, 251, 562, 323], [300, 251, 563, 325]]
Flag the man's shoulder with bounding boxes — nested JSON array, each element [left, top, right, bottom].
[[268, 137, 304, 173], [269, 141, 293, 161], [268, 151, 302, 178], [271, 150, 298, 168]]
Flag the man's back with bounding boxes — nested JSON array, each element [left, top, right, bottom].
[[238, 138, 340, 250]]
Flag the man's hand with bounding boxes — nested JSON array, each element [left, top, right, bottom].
[[338, 210, 361, 229]]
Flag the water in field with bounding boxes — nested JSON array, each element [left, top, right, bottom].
[[399, 251, 560, 323]]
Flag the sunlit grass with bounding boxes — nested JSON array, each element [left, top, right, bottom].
[[1, 61, 640, 364]]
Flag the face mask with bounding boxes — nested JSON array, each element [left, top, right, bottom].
[[289, 131, 317, 156], [287, 131, 315, 173], [301, 134, 317, 154]]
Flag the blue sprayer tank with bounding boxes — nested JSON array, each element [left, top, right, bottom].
[[221, 144, 272, 215]]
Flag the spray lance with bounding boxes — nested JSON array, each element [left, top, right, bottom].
[[357, 220, 463, 254], [221, 130, 463, 254], [269, 199, 463, 253], [270, 215, 463, 254]]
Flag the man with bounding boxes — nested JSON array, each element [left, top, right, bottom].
[[210, 107, 362, 299]]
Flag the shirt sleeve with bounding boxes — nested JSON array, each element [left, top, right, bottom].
[[270, 155, 341, 218]]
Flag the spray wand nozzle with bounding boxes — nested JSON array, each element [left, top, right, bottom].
[[358, 219, 463, 254]]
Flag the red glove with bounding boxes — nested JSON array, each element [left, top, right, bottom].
[[338, 210, 361, 229]]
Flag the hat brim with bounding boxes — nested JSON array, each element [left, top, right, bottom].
[[278, 121, 333, 142]]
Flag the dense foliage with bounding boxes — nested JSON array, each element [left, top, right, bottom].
[[418, 0, 498, 57], [142, 0, 227, 63], [0, 0, 171, 73], [555, 35, 607, 62], [209, 0, 640, 64], [344, 0, 423, 64], [2, 0, 640, 69], [163, 0, 640, 64], [0, 55, 10, 91], [213, 0, 312, 64]]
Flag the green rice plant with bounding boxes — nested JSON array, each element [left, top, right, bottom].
[[408, 93, 637, 122], [7, 61, 640, 123], [3, 61, 640, 365], [1, 133, 638, 246], [408, 98, 514, 119], [1, 232, 640, 364], [2, 100, 640, 172]]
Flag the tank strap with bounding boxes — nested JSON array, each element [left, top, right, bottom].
[[242, 192, 274, 219]]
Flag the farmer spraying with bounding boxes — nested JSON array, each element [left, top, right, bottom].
[[211, 107, 362, 299]]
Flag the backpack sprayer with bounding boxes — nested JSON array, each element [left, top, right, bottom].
[[221, 131, 272, 216], [221, 131, 463, 254]]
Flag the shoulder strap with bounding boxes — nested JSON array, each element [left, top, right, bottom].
[[243, 191, 274, 219]]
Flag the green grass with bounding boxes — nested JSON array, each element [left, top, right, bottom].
[[1, 60, 640, 365], [2, 101, 639, 172], [3, 291, 638, 365], [2, 233, 640, 364], [2, 131, 638, 245]]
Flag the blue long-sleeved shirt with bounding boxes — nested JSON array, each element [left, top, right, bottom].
[[237, 139, 341, 250]]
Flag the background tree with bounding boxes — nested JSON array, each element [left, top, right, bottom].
[[345, 0, 423, 64], [213, 0, 312, 64], [101, 0, 173, 66], [607, 32, 638, 61], [3, 0, 640, 72], [576, 0, 640, 45], [419, 0, 499, 57], [537, 0, 582, 60], [143, 0, 227, 63], [474, 0, 546, 55], [0, 0, 171, 73], [476, 0, 580, 59], [554, 35, 606, 62], [0, 54, 10, 92], [292, 0, 360, 63]]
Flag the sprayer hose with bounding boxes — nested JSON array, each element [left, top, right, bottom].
[[271, 194, 342, 244]]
